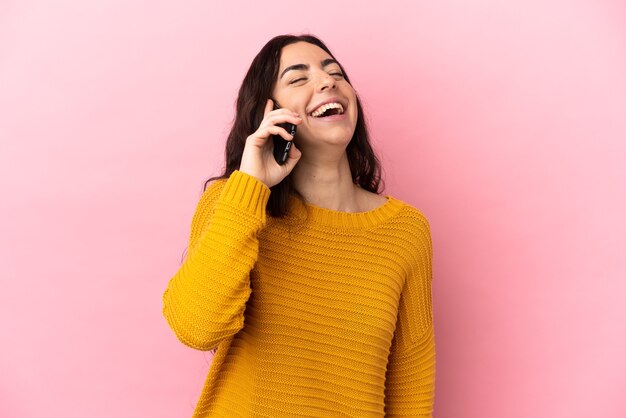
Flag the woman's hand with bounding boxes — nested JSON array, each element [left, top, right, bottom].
[[239, 99, 303, 188]]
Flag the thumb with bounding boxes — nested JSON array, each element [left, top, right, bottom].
[[283, 143, 302, 171]]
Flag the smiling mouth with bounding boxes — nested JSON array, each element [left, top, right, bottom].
[[309, 102, 345, 118]]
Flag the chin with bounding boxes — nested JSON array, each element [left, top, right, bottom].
[[318, 130, 354, 145], [296, 133, 352, 153]]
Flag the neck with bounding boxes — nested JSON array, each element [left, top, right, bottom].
[[290, 152, 360, 212]]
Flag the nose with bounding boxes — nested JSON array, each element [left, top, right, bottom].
[[315, 72, 337, 92]]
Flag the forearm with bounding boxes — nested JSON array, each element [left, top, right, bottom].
[[162, 170, 270, 350]]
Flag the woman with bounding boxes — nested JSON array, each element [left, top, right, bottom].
[[162, 33, 436, 417]]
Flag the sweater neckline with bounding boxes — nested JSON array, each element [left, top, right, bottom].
[[286, 193, 404, 229]]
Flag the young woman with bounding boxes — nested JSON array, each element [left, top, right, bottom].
[[162, 33, 436, 417]]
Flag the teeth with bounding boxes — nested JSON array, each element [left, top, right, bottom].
[[310, 102, 344, 117]]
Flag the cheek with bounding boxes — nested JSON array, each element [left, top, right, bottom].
[[291, 101, 308, 116], [350, 102, 358, 122]]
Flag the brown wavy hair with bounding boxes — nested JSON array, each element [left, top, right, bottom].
[[204, 33, 384, 217]]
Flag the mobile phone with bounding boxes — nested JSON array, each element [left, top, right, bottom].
[[271, 100, 297, 165]]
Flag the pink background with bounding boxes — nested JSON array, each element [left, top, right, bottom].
[[1, 0, 625, 417]]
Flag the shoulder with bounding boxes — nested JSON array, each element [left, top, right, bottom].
[[396, 198, 431, 228], [385, 195, 432, 241], [356, 187, 431, 233], [188, 177, 228, 247], [197, 177, 228, 209], [385, 197, 434, 282], [357, 188, 429, 223]]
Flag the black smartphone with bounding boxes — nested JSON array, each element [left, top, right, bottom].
[[272, 100, 297, 165]]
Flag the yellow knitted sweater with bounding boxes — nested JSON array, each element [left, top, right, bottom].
[[162, 170, 435, 417]]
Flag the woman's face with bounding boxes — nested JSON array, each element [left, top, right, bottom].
[[271, 42, 358, 153]]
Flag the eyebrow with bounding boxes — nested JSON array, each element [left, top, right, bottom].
[[280, 58, 339, 79]]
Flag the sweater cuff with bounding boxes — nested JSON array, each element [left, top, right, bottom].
[[218, 170, 271, 222]]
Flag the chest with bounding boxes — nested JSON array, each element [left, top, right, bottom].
[[248, 224, 409, 346]]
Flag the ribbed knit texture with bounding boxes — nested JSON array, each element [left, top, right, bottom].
[[162, 170, 436, 417]]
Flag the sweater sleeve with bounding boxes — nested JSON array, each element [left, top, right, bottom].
[[162, 170, 271, 351], [384, 218, 436, 417]]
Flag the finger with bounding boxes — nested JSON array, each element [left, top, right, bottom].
[[260, 114, 302, 130], [275, 114, 303, 124], [288, 142, 301, 159], [265, 125, 294, 141], [249, 125, 292, 145], [281, 108, 301, 119]]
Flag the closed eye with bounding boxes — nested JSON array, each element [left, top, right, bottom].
[[289, 72, 344, 85]]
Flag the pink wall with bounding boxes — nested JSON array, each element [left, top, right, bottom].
[[1, 1, 625, 417]]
